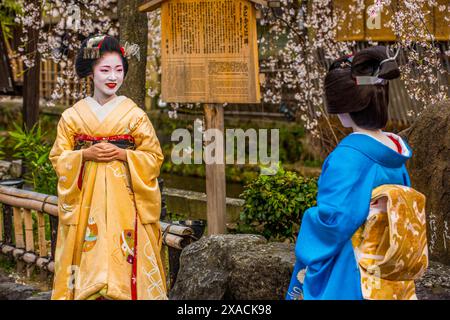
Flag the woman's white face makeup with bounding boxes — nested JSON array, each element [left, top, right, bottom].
[[91, 52, 124, 98]]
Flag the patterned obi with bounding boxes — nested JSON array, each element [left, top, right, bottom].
[[351, 184, 428, 300], [73, 134, 136, 150]]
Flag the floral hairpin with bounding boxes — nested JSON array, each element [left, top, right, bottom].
[[82, 36, 140, 61], [121, 41, 141, 61], [82, 35, 106, 59]]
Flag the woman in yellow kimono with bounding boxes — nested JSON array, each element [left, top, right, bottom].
[[49, 35, 167, 300]]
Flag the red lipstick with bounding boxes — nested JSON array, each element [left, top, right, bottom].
[[106, 83, 117, 89]]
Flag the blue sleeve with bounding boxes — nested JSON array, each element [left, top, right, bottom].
[[295, 146, 376, 266], [285, 259, 306, 300]]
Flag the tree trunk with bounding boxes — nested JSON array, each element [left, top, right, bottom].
[[22, 0, 41, 131], [117, 0, 148, 109]]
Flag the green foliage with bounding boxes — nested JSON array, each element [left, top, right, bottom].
[[0, 136, 5, 159], [0, 0, 22, 40], [237, 164, 318, 242], [157, 114, 319, 184], [278, 125, 305, 163], [8, 122, 57, 195]]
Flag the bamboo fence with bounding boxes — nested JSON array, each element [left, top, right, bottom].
[[0, 184, 198, 289]]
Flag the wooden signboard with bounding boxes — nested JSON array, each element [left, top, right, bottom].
[[334, 0, 365, 41], [159, 0, 261, 104], [139, 0, 265, 235], [435, 0, 450, 41], [335, 0, 448, 42], [364, 0, 397, 42]]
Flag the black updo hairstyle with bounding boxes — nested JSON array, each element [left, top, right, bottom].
[[324, 46, 401, 130], [75, 35, 128, 78]]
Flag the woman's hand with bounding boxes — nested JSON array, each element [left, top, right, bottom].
[[82, 142, 128, 162]]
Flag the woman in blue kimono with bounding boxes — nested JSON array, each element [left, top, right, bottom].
[[286, 46, 413, 300]]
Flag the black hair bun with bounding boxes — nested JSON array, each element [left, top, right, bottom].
[[351, 45, 400, 80], [75, 35, 129, 78], [324, 45, 400, 117]]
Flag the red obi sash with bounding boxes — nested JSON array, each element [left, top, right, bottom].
[[74, 134, 135, 150]]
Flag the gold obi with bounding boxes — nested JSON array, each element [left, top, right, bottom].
[[351, 185, 428, 300]]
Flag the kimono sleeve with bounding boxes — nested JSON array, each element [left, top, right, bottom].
[[285, 259, 307, 300], [49, 115, 84, 225], [294, 146, 375, 266], [126, 113, 164, 225]]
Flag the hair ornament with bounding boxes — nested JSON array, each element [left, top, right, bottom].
[[82, 35, 140, 61], [121, 41, 141, 61], [354, 46, 400, 86], [379, 45, 400, 69], [82, 35, 107, 59]]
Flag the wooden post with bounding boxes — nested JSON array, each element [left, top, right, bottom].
[[203, 104, 227, 235], [23, 209, 34, 252], [22, 0, 41, 130], [13, 207, 25, 272], [37, 211, 48, 280], [2, 205, 13, 245], [13, 207, 24, 249], [23, 209, 35, 277], [37, 211, 47, 257]]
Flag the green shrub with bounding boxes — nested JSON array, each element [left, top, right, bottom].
[[237, 164, 318, 242], [9, 122, 57, 195], [0, 136, 5, 160]]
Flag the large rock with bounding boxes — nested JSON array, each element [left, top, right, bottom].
[[228, 242, 295, 300], [416, 261, 450, 300], [170, 234, 295, 300], [400, 100, 450, 264], [171, 234, 450, 300], [0, 267, 49, 300]]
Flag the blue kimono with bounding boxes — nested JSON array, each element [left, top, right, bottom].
[[286, 132, 412, 300]]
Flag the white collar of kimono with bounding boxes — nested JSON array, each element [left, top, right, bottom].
[[351, 132, 410, 156], [84, 95, 127, 123]]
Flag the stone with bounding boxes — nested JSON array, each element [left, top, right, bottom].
[[171, 234, 450, 300], [0, 266, 48, 300], [0, 282, 38, 300], [170, 234, 267, 300], [399, 100, 450, 264], [26, 291, 52, 300], [228, 242, 295, 300], [10, 160, 22, 178], [415, 261, 450, 300], [0, 160, 11, 178]]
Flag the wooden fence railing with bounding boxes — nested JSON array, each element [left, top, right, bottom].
[[0, 182, 202, 291]]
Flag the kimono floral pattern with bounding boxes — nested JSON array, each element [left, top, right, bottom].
[[351, 184, 428, 300], [49, 97, 167, 300]]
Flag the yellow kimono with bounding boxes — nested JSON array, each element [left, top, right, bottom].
[[49, 96, 167, 300]]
